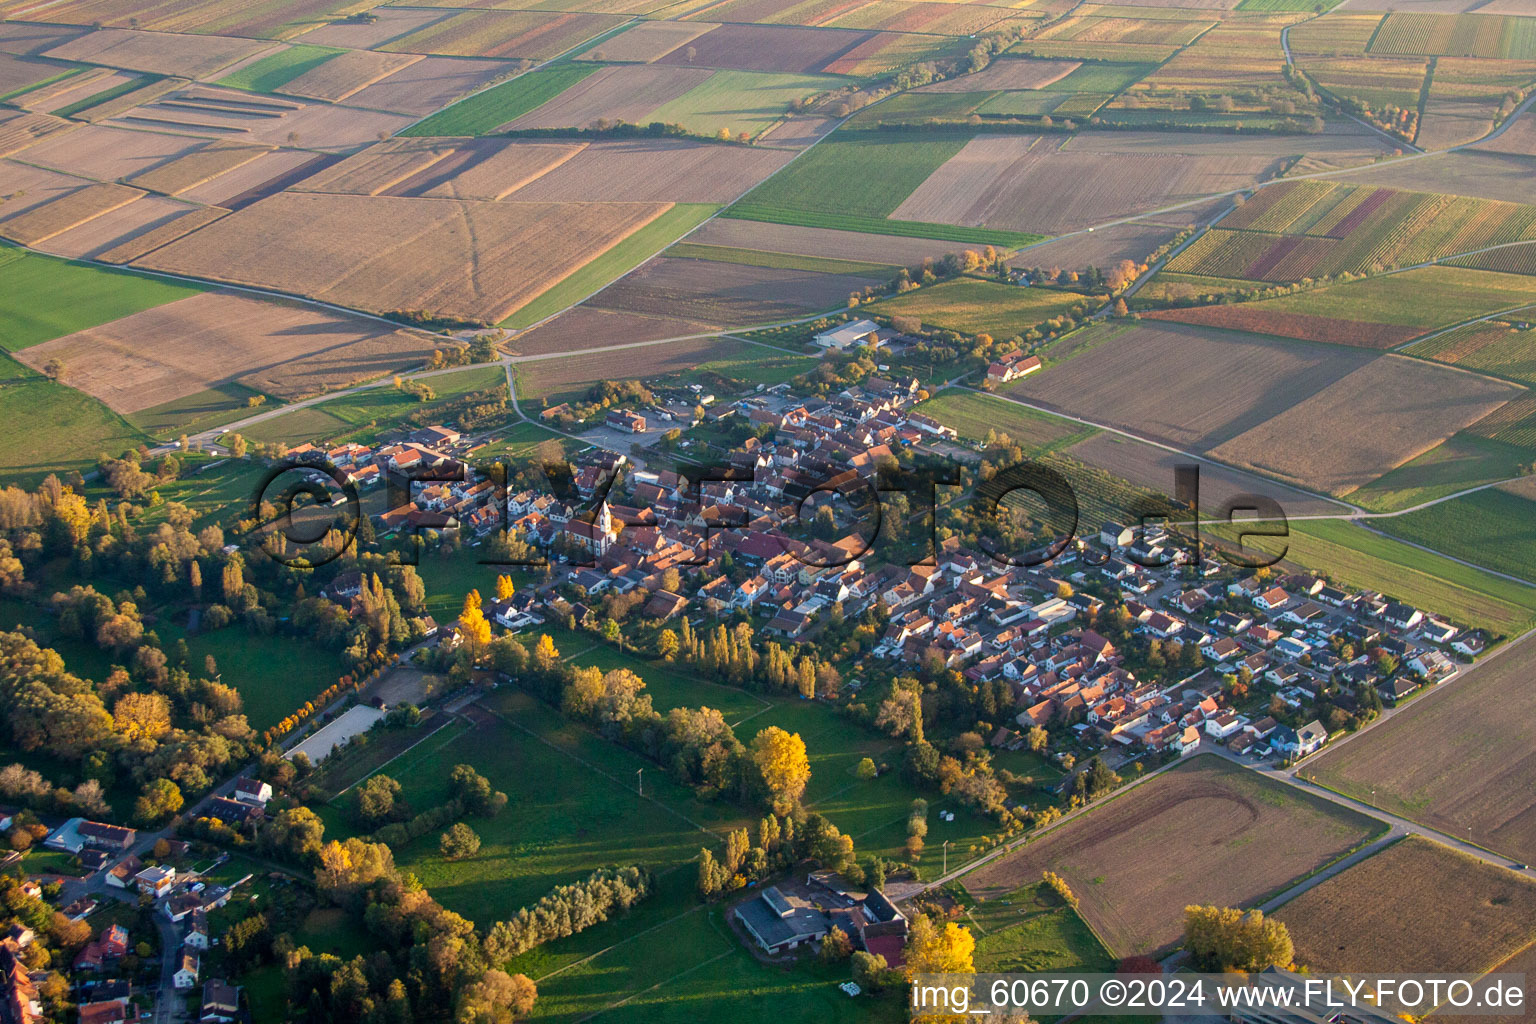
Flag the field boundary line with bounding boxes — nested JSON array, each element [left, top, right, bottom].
[[476, 695, 723, 838]]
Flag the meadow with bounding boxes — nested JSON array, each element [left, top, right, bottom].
[[1345, 433, 1531, 512], [964, 880, 1115, 974], [868, 278, 1092, 337], [0, 245, 204, 351], [155, 621, 347, 733]]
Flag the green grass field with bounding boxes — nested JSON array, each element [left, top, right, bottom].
[[52, 74, 156, 117], [1230, 267, 1536, 331], [867, 278, 1092, 337], [241, 365, 505, 448], [1372, 484, 1536, 584], [0, 245, 204, 352], [403, 65, 599, 137], [156, 622, 346, 732], [501, 203, 717, 329], [644, 70, 843, 139], [130, 382, 272, 440], [1348, 433, 1531, 512], [665, 242, 898, 277], [684, 338, 820, 388], [727, 129, 1044, 247], [216, 44, 343, 93], [916, 389, 1097, 451], [1043, 61, 1157, 93], [966, 882, 1116, 974], [1211, 517, 1536, 635], [0, 355, 149, 483]]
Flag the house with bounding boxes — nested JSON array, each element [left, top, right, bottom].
[[1253, 586, 1290, 612], [184, 911, 210, 951], [1409, 649, 1455, 680], [77, 1000, 128, 1024], [1382, 601, 1423, 630], [1275, 720, 1327, 757], [206, 796, 263, 827], [1203, 713, 1242, 739], [135, 865, 175, 898], [735, 885, 832, 955], [199, 979, 240, 1024], [813, 319, 885, 351], [233, 779, 273, 806], [606, 409, 646, 434], [105, 855, 143, 890], [1100, 522, 1134, 548], [986, 352, 1041, 384], [174, 951, 200, 990], [1453, 632, 1487, 657]]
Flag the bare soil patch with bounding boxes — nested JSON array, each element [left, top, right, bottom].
[[14, 68, 140, 114], [1066, 432, 1349, 519], [917, 57, 1080, 93], [1009, 220, 1181, 273], [106, 85, 415, 151], [43, 28, 267, 78], [1276, 837, 1536, 975], [15, 290, 443, 410], [508, 306, 715, 356], [281, 50, 423, 103], [1308, 651, 1536, 864], [518, 335, 749, 397], [894, 134, 1275, 235], [1007, 321, 1374, 453], [577, 20, 719, 63], [95, 205, 228, 264], [340, 56, 515, 117], [0, 111, 71, 159], [503, 137, 794, 202], [586, 254, 879, 326], [506, 64, 712, 129], [0, 23, 88, 57], [1332, 150, 1536, 207], [35, 193, 203, 260], [138, 191, 673, 325], [292, 138, 457, 196], [0, 159, 92, 219], [175, 148, 326, 208], [1208, 355, 1519, 496], [416, 140, 585, 200], [753, 112, 838, 150], [18, 123, 208, 182], [0, 53, 79, 99], [126, 140, 271, 195], [0, 181, 144, 245], [297, 7, 458, 49], [963, 755, 1381, 957], [651, 23, 873, 73]]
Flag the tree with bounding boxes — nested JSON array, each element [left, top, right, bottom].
[[134, 778, 183, 824], [495, 575, 516, 601], [852, 950, 891, 991], [113, 692, 171, 741], [1027, 726, 1049, 753], [1183, 905, 1293, 971], [903, 916, 975, 979], [697, 847, 725, 896], [750, 726, 811, 812], [657, 629, 679, 660], [457, 968, 536, 1024], [440, 822, 482, 860], [458, 589, 492, 657], [352, 774, 402, 826], [821, 926, 853, 962], [854, 757, 878, 781]]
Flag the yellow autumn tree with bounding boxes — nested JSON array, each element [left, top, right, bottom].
[[457, 589, 492, 655], [903, 916, 976, 980], [112, 692, 171, 741], [495, 574, 516, 601], [750, 726, 811, 812]]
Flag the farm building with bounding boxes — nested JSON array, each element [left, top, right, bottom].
[[987, 352, 1041, 384], [606, 409, 647, 433], [733, 873, 906, 956], [813, 319, 890, 351]]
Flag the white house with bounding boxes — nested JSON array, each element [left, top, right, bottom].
[[233, 780, 272, 807], [174, 951, 200, 990]]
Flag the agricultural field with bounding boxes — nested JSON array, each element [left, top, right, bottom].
[[515, 335, 770, 403], [1367, 12, 1536, 60], [891, 133, 1280, 236], [499, 139, 793, 203], [1333, 149, 1536, 207], [0, 352, 147, 482], [641, 69, 843, 138], [1275, 837, 1536, 974], [866, 278, 1094, 337], [0, 244, 203, 351], [42, 27, 267, 78], [100, 83, 416, 150], [215, 43, 341, 94], [964, 881, 1114, 975], [137, 191, 674, 326], [961, 755, 1383, 957], [277, 49, 424, 104], [688, 217, 967, 266], [583, 253, 880, 326], [1371, 479, 1536, 583], [17, 123, 208, 183], [914, 389, 1099, 452], [577, 21, 719, 63], [507, 307, 714, 356], [649, 23, 874, 74], [380, 10, 630, 61], [501, 202, 717, 329], [13, 289, 444, 409], [28, 193, 211, 262], [337, 55, 515, 117], [916, 57, 1081, 93], [1409, 316, 1536, 384], [402, 64, 599, 136], [1006, 320, 1379, 453], [665, 242, 895, 276], [1164, 180, 1536, 286], [1207, 353, 1517, 496], [506, 64, 712, 129]]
